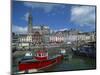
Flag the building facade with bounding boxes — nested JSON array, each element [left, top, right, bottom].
[[16, 12, 50, 49], [12, 12, 96, 50], [49, 31, 64, 43]]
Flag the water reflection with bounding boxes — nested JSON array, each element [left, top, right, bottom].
[[44, 55, 96, 72]]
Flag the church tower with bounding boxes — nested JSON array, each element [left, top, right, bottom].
[[28, 11, 33, 33]]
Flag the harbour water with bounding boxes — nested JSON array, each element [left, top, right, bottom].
[[12, 47, 96, 74], [43, 55, 96, 72]]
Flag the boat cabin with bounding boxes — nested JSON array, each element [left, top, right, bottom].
[[60, 48, 66, 54], [35, 50, 48, 61], [25, 52, 32, 56]]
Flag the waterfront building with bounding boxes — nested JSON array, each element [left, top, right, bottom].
[[51, 30, 95, 44], [64, 31, 77, 42], [49, 31, 64, 43], [18, 34, 31, 49], [32, 31, 42, 46], [12, 32, 19, 49]]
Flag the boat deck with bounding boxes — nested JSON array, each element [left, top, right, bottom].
[[19, 54, 62, 63]]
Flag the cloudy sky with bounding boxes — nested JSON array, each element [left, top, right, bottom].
[[12, 1, 96, 33]]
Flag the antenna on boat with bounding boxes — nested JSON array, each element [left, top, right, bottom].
[[41, 26, 44, 50], [41, 26, 47, 51], [29, 41, 30, 51]]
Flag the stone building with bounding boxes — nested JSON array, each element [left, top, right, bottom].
[[17, 12, 50, 49]]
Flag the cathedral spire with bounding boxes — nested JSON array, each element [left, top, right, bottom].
[[28, 9, 33, 33]]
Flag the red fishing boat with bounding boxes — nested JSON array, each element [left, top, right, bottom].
[[18, 49, 64, 73]]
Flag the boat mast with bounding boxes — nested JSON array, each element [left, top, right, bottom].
[[41, 26, 46, 51], [29, 41, 30, 50]]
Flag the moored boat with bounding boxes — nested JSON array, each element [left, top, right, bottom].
[[18, 49, 63, 73]]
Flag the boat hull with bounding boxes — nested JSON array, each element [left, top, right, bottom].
[[18, 55, 63, 71]]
